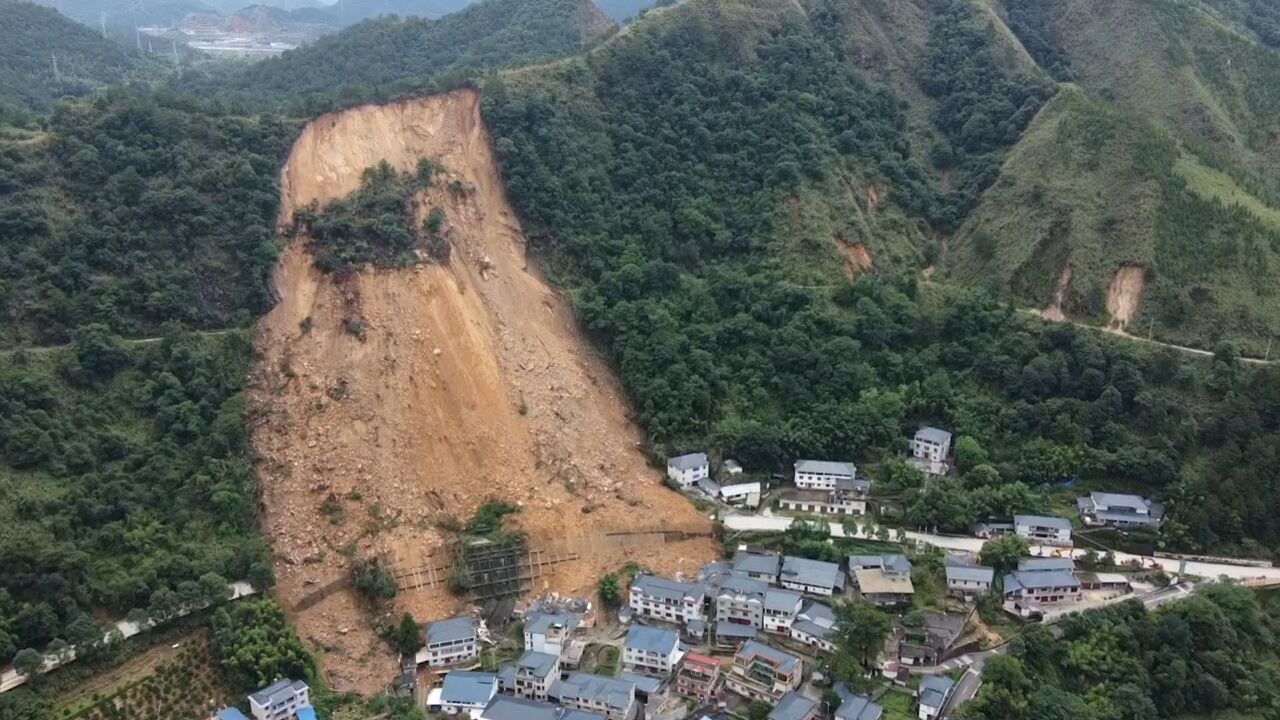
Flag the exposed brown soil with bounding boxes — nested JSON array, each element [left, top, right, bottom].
[[866, 184, 880, 215], [250, 88, 715, 693], [577, 0, 614, 40], [1034, 264, 1073, 323], [834, 233, 874, 280], [1105, 264, 1146, 329]]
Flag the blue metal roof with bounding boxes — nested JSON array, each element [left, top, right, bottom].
[[216, 710, 249, 720], [441, 671, 498, 706], [624, 625, 679, 655], [770, 692, 817, 720], [425, 616, 476, 645]]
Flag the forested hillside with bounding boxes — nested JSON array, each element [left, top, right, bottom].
[[945, 0, 1280, 354], [0, 1, 164, 122], [181, 0, 613, 114], [959, 585, 1280, 720], [484, 0, 1280, 559]]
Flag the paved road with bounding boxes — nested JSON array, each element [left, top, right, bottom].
[[0, 582, 256, 693], [723, 514, 1280, 582], [942, 668, 981, 718]]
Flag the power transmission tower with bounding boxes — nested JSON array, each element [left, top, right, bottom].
[[100, 11, 108, 38], [51, 53, 61, 85]]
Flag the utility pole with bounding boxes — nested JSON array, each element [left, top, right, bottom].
[[1265, 337, 1273, 362]]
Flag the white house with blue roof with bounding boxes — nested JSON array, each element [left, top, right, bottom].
[[622, 625, 683, 676], [917, 675, 955, 720], [778, 556, 845, 596], [628, 573, 705, 626], [667, 452, 709, 489], [247, 679, 310, 720], [551, 672, 638, 720], [769, 691, 819, 720], [945, 560, 995, 598], [789, 601, 837, 654], [423, 616, 478, 667], [762, 588, 803, 633], [794, 459, 856, 490], [1013, 514, 1073, 547], [1077, 491, 1164, 528], [440, 671, 499, 718], [910, 426, 952, 475], [513, 650, 561, 701], [478, 696, 561, 720]]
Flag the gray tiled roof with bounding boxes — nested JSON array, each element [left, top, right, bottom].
[[668, 453, 708, 470], [795, 459, 855, 476], [1018, 557, 1075, 573], [835, 476, 872, 493], [945, 564, 994, 583], [515, 650, 559, 679], [480, 696, 559, 720], [733, 551, 781, 576], [1014, 514, 1072, 530], [559, 711, 606, 720], [249, 679, 307, 707], [617, 671, 662, 695], [769, 692, 817, 720], [441, 672, 498, 706], [797, 601, 835, 627], [835, 694, 883, 720], [716, 622, 758, 639], [780, 556, 845, 590], [737, 640, 800, 674], [919, 674, 954, 709], [624, 625, 679, 655], [552, 673, 635, 711], [915, 426, 952, 444], [764, 589, 803, 613], [791, 619, 834, 641], [718, 574, 770, 598], [632, 574, 703, 603], [1005, 570, 1080, 591], [425, 616, 476, 645], [525, 612, 579, 637]]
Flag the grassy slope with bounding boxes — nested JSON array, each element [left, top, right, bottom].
[[948, 0, 1280, 352]]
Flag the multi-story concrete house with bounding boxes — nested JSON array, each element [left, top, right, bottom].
[[551, 672, 638, 720], [1077, 492, 1164, 528], [512, 650, 560, 702], [622, 625, 682, 677], [762, 589, 803, 634], [725, 640, 803, 702], [667, 453, 709, 489], [794, 460, 856, 490], [524, 612, 580, 658], [1013, 514, 1073, 547], [910, 427, 952, 475], [778, 475, 870, 517], [478, 696, 560, 720], [850, 555, 914, 607], [675, 652, 720, 701], [423, 617, 478, 667], [248, 679, 309, 720], [917, 675, 955, 720], [629, 573, 705, 626], [715, 575, 769, 628]]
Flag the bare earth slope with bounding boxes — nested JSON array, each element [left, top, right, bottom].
[[251, 88, 714, 692]]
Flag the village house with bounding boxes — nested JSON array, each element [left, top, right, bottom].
[[714, 621, 759, 650], [910, 427, 952, 476], [1077, 491, 1164, 529], [723, 459, 744, 477], [551, 672, 638, 720], [794, 459, 857, 490], [715, 574, 770, 628], [423, 617, 479, 667], [622, 625, 683, 677], [676, 652, 721, 701], [719, 480, 762, 508], [512, 650, 560, 702], [778, 556, 846, 596], [1004, 556, 1083, 605], [629, 573, 705, 626], [835, 694, 884, 720], [850, 555, 915, 607], [762, 589, 804, 633], [789, 601, 837, 654], [945, 561, 995, 599], [667, 452, 709, 489], [778, 475, 871, 517], [917, 675, 955, 720], [973, 520, 1014, 539], [248, 679, 310, 720], [1013, 514, 1073, 547], [524, 612, 582, 662], [439, 672, 498, 719], [725, 640, 803, 702], [1077, 572, 1132, 593], [733, 550, 782, 582], [770, 692, 819, 720]]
